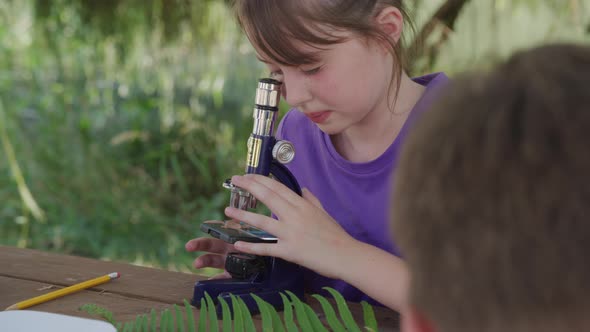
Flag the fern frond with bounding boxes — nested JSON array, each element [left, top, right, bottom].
[[159, 308, 169, 332], [311, 294, 346, 331], [140, 314, 149, 332], [198, 298, 207, 332], [324, 287, 361, 332], [219, 296, 232, 331], [361, 301, 378, 331], [286, 290, 314, 331], [79, 303, 117, 326], [82, 287, 381, 332], [230, 294, 244, 332], [204, 293, 219, 331], [251, 294, 273, 332], [237, 296, 256, 332], [280, 292, 298, 332], [182, 299, 196, 332]]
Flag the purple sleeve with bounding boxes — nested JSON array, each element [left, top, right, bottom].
[[275, 109, 295, 141]]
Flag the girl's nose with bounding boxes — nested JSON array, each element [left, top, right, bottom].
[[283, 72, 312, 108]]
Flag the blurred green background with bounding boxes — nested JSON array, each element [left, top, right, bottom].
[[0, 0, 588, 274]]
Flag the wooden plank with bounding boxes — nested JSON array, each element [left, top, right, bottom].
[[1, 246, 399, 330], [0, 246, 201, 305], [0, 276, 209, 326]]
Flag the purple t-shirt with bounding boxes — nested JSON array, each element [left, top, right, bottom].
[[276, 73, 449, 305]]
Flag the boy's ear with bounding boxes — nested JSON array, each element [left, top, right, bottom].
[[401, 307, 437, 332], [374, 6, 404, 44]]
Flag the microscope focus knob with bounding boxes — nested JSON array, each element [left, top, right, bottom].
[[225, 253, 266, 280], [272, 140, 295, 164]]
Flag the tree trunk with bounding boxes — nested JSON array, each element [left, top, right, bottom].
[[409, 0, 472, 69]]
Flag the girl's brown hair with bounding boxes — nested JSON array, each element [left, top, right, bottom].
[[233, 0, 414, 106]]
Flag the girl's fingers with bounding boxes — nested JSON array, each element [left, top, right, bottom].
[[241, 174, 315, 211], [208, 271, 232, 280], [302, 188, 323, 209], [224, 207, 282, 237], [231, 175, 296, 217], [234, 241, 279, 258], [193, 253, 227, 269], [245, 174, 303, 203], [186, 237, 234, 255]]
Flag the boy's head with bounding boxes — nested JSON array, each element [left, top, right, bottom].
[[392, 43, 590, 332]]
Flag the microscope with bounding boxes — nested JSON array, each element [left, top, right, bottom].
[[192, 78, 304, 314]]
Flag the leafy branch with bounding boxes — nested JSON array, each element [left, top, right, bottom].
[[81, 287, 379, 331]]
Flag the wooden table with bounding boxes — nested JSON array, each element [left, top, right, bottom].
[[0, 246, 399, 330]]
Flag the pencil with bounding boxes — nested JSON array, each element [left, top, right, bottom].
[[5, 272, 120, 311]]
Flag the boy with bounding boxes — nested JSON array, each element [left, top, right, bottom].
[[393, 43, 590, 332]]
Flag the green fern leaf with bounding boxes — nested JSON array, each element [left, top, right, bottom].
[[360, 301, 378, 331], [289, 290, 329, 332], [305, 304, 329, 332], [285, 291, 313, 331], [80, 303, 117, 326], [198, 298, 207, 332], [122, 321, 133, 332], [280, 293, 298, 332], [204, 293, 219, 331], [141, 314, 149, 332], [174, 304, 185, 332], [160, 309, 169, 332], [251, 294, 286, 332], [150, 308, 157, 332], [230, 294, 244, 332], [83, 288, 379, 331], [311, 294, 346, 331], [324, 287, 361, 332], [172, 304, 186, 332], [219, 296, 232, 331], [251, 294, 273, 332], [236, 296, 256, 332], [166, 309, 175, 332], [268, 303, 287, 332], [133, 313, 142, 332], [183, 299, 197, 332]]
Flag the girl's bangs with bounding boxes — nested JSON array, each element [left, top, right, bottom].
[[237, 0, 346, 66]]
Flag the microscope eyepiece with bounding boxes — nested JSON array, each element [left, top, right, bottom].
[[255, 79, 282, 109]]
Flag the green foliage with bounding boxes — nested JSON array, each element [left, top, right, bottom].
[[0, 0, 588, 272], [361, 301, 378, 332], [0, 0, 265, 272], [80, 288, 379, 332], [412, 0, 590, 74], [79, 303, 118, 326]]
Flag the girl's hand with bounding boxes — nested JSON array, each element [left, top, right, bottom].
[[185, 236, 234, 279], [226, 174, 363, 280]]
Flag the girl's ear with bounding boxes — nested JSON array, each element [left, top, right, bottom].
[[374, 6, 404, 44]]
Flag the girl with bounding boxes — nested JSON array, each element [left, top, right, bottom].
[[185, 0, 448, 310]]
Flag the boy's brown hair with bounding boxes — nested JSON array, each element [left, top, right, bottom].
[[392, 44, 590, 332]]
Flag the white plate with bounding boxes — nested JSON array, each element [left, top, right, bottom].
[[0, 310, 116, 332]]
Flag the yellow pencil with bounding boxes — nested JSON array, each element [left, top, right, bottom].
[[5, 272, 120, 311]]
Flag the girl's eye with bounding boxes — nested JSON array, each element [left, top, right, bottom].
[[301, 66, 322, 75]]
